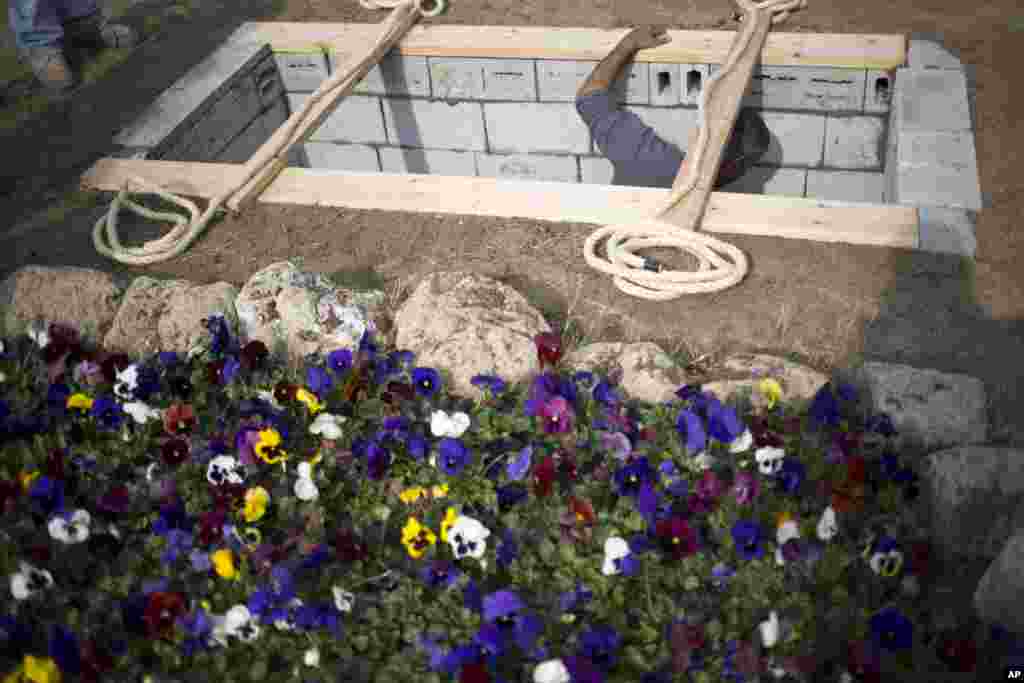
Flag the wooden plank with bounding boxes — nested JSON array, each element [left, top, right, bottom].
[[80, 158, 919, 249], [226, 21, 905, 69]]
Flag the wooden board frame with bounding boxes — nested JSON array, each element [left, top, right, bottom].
[[80, 22, 918, 250]]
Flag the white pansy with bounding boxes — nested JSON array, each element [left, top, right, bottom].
[[534, 659, 571, 683], [297, 462, 314, 480], [114, 364, 140, 401], [448, 516, 491, 561], [430, 410, 470, 438], [207, 455, 244, 486], [602, 536, 631, 576], [304, 647, 320, 667], [816, 506, 838, 542], [775, 519, 801, 566], [309, 412, 347, 440], [9, 562, 54, 601], [759, 611, 780, 648], [332, 587, 355, 613], [729, 428, 753, 454], [255, 390, 283, 410], [295, 476, 319, 501], [122, 401, 162, 426], [27, 321, 49, 349], [48, 509, 91, 544], [754, 446, 786, 476], [212, 605, 261, 645]]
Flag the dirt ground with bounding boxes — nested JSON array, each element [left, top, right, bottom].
[[1, 0, 1022, 445]]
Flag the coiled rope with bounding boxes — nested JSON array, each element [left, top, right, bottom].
[[92, 0, 444, 265], [582, 0, 806, 300]]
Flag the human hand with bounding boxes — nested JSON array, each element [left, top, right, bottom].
[[624, 25, 673, 50]]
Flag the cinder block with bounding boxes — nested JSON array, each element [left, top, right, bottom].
[[678, 64, 711, 108], [379, 147, 477, 176], [805, 170, 885, 203], [537, 60, 596, 101], [608, 62, 650, 105], [709, 64, 866, 111], [484, 102, 591, 154], [895, 69, 972, 131], [823, 115, 885, 169], [618, 106, 701, 155], [897, 129, 978, 171], [864, 69, 894, 114], [274, 51, 330, 92], [917, 206, 977, 258], [908, 38, 963, 70], [758, 112, 826, 167], [303, 142, 381, 172], [217, 97, 291, 164], [174, 81, 264, 162], [343, 53, 430, 97], [287, 93, 387, 144], [383, 99, 487, 151], [648, 63, 681, 106], [475, 153, 579, 182], [893, 162, 982, 211], [114, 87, 203, 148], [579, 156, 614, 185], [428, 57, 537, 101], [884, 88, 900, 202], [168, 43, 266, 102], [717, 166, 807, 197]]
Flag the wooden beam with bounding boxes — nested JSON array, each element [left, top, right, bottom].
[[227, 21, 905, 69], [80, 158, 919, 249]]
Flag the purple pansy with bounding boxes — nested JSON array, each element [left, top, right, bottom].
[[438, 438, 471, 476]]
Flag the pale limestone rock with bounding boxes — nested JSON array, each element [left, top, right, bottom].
[[700, 353, 831, 413], [563, 342, 688, 404]]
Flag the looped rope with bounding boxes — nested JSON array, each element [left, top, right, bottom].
[[93, 0, 437, 265], [582, 0, 806, 300]]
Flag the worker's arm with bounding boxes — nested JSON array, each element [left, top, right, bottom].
[[576, 26, 672, 98]]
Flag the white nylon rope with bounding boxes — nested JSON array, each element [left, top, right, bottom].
[[582, 0, 806, 301], [92, 0, 442, 265]]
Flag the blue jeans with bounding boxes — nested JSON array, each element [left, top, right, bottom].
[[9, 0, 100, 51]]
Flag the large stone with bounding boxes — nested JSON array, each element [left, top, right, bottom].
[[700, 353, 831, 414], [103, 276, 240, 359], [234, 261, 387, 367], [562, 342, 688, 405], [974, 529, 1024, 637], [834, 361, 988, 452], [393, 271, 550, 398], [0, 265, 127, 343], [918, 446, 1024, 560]]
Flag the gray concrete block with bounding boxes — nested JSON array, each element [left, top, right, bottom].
[[484, 102, 591, 155], [428, 57, 537, 101], [917, 206, 978, 258], [679, 64, 711, 108], [346, 53, 430, 97], [579, 156, 614, 185], [898, 129, 979, 171], [823, 115, 886, 169], [536, 60, 596, 101], [648, 63, 681, 107], [864, 69, 895, 114], [758, 112, 826, 167], [168, 43, 268, 103], [383, 99, 487, 151], [718, 165, 807, 197], [379, 146, 477, 176], [287, 93, 387, 145], [710, 64, 866, 111], [896, 69, 972, 131], [894, 162, 983, 211], [304, 142, 381, 172], [275, 51, 330, 92], [475, 152, 579, 183], [908, 37, 964, 70], [806, 170, 885, 203]]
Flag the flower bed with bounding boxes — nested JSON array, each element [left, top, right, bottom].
[[0, 315, 1017, 682]]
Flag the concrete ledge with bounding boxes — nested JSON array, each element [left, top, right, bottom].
[[908, 34, 964, 70], [917, 206, 978, 258], [806, 170, 885, 203], [379, 146, 477, 176]]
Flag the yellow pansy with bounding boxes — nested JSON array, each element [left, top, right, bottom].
[[296, 388, 325, 415], [440, 507, 458, 543], [758, 378, 783, 410], [401, 517, 436, 559], [242, 486, 270, 523], [22, 656, 61, 683], [18, 471, 39, 493], [211, 548, 238, 579], [254, 428, 288, 465], [399, 487, 426, 504], [431, 484, 449, 499], [65, 393, 93, 412]]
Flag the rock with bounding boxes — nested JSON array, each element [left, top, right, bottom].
[[234, 262, 386, 368], [102, 276, 240, 359], [562, 342, 688, 404], [918, 446, 1024, 560], [834, 361, 988, 452], [700, 353, 830, 414], [393, 271, 550, 398], [974, 529, 1024, 637], [0, 265, 127, 343]]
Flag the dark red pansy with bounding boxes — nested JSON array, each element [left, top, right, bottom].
[[533, 455, 556, 498], [161, 438, 190, 467], [143, 591, 187, 640], [533, 332, 563, 368], [240, 340, 269, 371], [460, 662, 490, 683], [937, 634, 977, 672], [334, 529, 369, 563], [274, 381, 298, 404], [45, 449, 66, 480]]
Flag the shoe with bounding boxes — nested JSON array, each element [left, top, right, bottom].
[[62, 12, 138, 52], [715, 108, 772, 189], [17, 45, 77, 93]]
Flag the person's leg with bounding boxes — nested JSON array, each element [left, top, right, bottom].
[[9, 0, 66, 52]]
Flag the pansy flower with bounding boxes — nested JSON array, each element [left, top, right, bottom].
[[656, 516, 698, 559], [242, 487, 270, 523], [206, 455, 244, 487], [422, 560, 462, 590], [613, 457, 653, 498], [49, 508, 91, 544], [539, 396, 574, 434], [731, 520, 765, 561], [254, 428, 288, 465], [447, 515, 491, 561], [869, 607, 913, 651], [533, 332, 563, 367], [732, 471, 759, 505], [211, 605, 261, 645], [866, 535, 903, 577], [431, 410, 471, 438], [559, 496, 596, 544], [437, 438, 471, 476], [411, 367, 442, 398], [144, 591, 187, 640], [9, 562, 54, 601], [402, 517, 437, 559], [470, 374, 506, 396]]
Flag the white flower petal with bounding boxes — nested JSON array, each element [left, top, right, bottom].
[[304, 647, 320, 668], [534, 659, 571, 683], [816, 506, 838, 542], [27, 322, 49, 349], [295, 477, 319, 501], [448, 412, 470, 437], [122, 401, 162, 426], [728, 429, 753, 454], [225, 605, 252, 632], [309, 413, 346, 440], [297, 462, 313, 479], [333, 587, 355, 613], [776, 520, 800, 546], [602, 536, 630, 576], [759, 611, 780, 648]]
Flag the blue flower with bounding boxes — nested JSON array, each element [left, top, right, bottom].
[[189, 549, 212, 572], [438, 438, 471, 476], [131, 365, 162, 402], [391, 350, 415, 370], [222, 355, 241, 385], [613, 457, 653, 498], [580, 625, 622, 671], [866, 412, 896, 437], [496, 530, 519, 569], [327, 349, 354, 375], [572, 370, 595, 388], [405, 434, 427, 461], [676, 409, 708, 454], [412, 367, 442, 398], [808, 383, 842, 429], [161, 529, 193, 566], [178, 608, 213, 656], [158, 351, 180, 367], [706, 400, 744, 445], [366, 442, 391, 480], [559, 582, 594, 613], [593, 381, 620, 406], [464, 579, 483, 613], [374, 356, 399, 385], [870, 607, 913, 651], [48, 625, 80, 675], [89, 396, 126, 431], [778, 458, 806, 494], [306, 366, 333, 397], [506, 445, 532, 481], [422, 560, 462, 590], [731, 521, 765, 561], [483, 590, 524, 623], [418, 633, 448, 672], [29, 476, 64, 515], [471, 374, 507, 395], [496, 484, 528, 513], [637, 481, 659, 527], [358, 330, 378, 359]]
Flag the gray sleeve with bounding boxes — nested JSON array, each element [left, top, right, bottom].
[[576, 90, 685, 167]]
